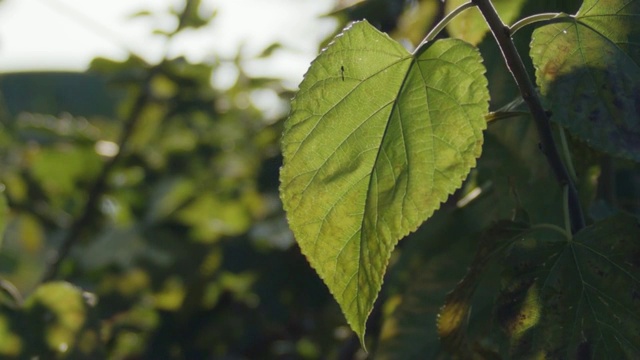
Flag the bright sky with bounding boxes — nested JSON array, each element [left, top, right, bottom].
[[0, 0, 337, 85]]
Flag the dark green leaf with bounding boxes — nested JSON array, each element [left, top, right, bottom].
[[438, 220, 529, 356], [499, 214, 640, 358]]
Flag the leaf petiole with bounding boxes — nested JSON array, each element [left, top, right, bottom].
[[563, 185, 573, 238], [485, 110, 529, 124], [557, 124, 577, 183], [509, 12, 570, 36], [415, 1, 474, 52]]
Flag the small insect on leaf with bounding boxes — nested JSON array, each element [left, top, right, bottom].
[[341, 65, 345, 81]]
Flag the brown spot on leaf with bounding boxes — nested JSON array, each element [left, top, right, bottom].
[[542, 60, 560, 81], [588, 260, 608, 279]]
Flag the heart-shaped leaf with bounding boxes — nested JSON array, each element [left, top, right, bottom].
[[531, 0, 640, 161], [280, 20, 488, 342]]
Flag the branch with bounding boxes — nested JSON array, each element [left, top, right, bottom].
[[472, 0, 585, 234], [40, 68, 159, 282], [40, 0, 197, 283]]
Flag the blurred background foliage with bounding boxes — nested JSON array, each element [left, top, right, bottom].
[[0, 0, 638, 359]]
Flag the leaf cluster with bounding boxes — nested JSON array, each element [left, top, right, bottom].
[[0, 2, 354, 358], [281, 0, 640, 357]]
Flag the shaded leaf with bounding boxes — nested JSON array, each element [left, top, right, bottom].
[[531, 0, 640, 161], [499, 214, 640, 358], [438, 220, 529, 356], [376, 210, 474, 360], [280, 20, 489, 341]]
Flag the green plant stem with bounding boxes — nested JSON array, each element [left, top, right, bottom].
[[472, 0, 585, 234], [34, 0, 146, 59], [562, 185, 572, 237], [557, 124, 577, 182], [40, 68, 159, 283], [416, 1, 474, 50], [509, 12, 566, 35], [485, 110, 529, 124]]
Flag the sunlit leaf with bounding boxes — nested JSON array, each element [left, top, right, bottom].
[[375, 194, 499, 358], [531, 0, 640, 161], [153, 277, 186, 310], [446, 0, 527, 45], [176, 194, 252, 242], [30, 146, 102, 198], [0, 313, 22, 356], [24, 282, 91, 355], [498, 215, 640, 358], [280, 20, 489, 341]]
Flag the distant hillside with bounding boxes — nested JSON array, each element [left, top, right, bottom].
[[0, 72, 120, 118]]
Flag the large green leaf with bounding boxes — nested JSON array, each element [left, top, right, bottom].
[[498, 215, 640, 358], [280, 20, 489, 341], [531, 0, 640, 161]]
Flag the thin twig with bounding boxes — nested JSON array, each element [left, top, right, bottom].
[[509, 12, 569, 36], [416, 1, 475, 50], [40, 68, 158, 282], [472, 0, 585, 234], [40, 0, 198, 283]]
